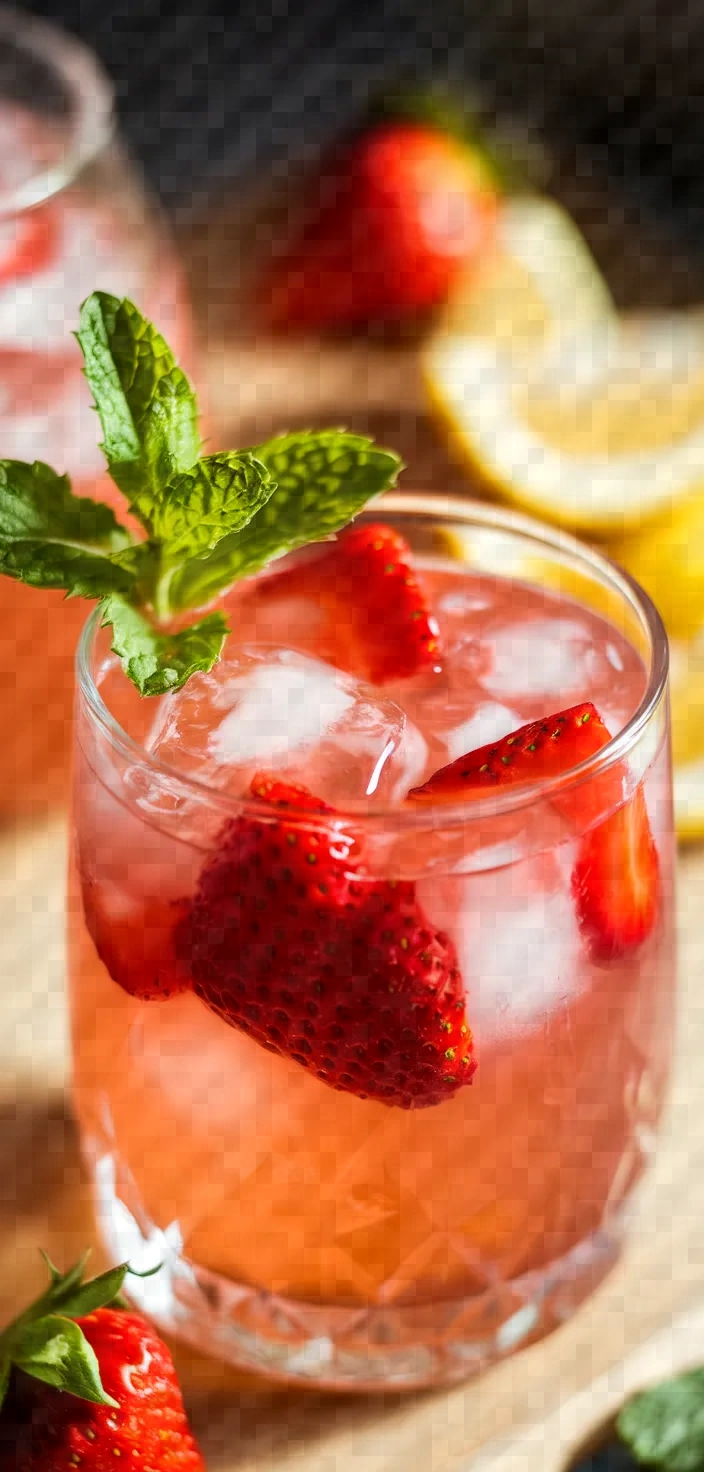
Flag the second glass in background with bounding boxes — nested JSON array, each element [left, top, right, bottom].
[[0, 7, 194, 812]]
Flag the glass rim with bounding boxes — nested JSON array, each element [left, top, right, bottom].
[[0, 5, 114, 217], [75, 492, 670, 832]]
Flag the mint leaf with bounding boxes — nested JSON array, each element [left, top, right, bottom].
[[0, 460, 136, 599], [153, 452, 274, 566], [10, 1315, 118, 1408], [618, 1370, 704, 1470], [102, 594, 228, 696], [168, 430, 402, 611], [77, 292, 200, 526]]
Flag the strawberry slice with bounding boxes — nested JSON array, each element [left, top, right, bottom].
[[81, 878, 192, 1001], [315, 521, 442, 684], [0, 203, 58, 286], [409, 703, 659, 960], [572, 789, 659, 960], [252, 523, 442, 684], [175, 773, 475, 1109], [408, 703, 611, 800]]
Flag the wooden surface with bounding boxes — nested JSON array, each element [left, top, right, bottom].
[[1, 790, 704, 1471]]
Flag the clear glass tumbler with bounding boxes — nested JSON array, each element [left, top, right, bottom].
[[0, 7, 194, 813], [69, 495, 676, 1391]]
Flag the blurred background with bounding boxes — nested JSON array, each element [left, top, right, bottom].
[[1, 0, 703, 823], [15, 0, 704, 301], [1, 4, 704, 1462]]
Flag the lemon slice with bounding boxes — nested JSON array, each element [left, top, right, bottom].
[[425, 202, 704, 535], [610, 492, 704, 642], [431, 196, 614, 352], [667, 641, 704, 839]]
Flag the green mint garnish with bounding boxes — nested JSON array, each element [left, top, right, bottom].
[[617, 1369, 704, 1470], [0, 1250, 158, 1411], [76, 291, 201, 518], [101, 596, 229, 697], [0, 291, 402, 696], [168, 429, 402, 611], [0, 460, 135, 599]]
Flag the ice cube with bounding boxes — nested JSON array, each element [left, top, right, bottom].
[[147, 646, 427, 805], [480, 617, 604, 707], [445, 701, 522, 762]]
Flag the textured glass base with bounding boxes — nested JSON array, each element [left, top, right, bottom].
[[92, 1156, 622, 1392]]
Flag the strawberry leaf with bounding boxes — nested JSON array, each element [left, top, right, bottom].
[[48, 1265, 130, 1320], [9, 1315, 118, 1408], [101, 594, 228, 696], [38, 1251, 65, 1288], [168, 430, 402, 611], [77, 291, 200, 528], [0, 460, 137, 599], [617, 1369, 704, 1470]]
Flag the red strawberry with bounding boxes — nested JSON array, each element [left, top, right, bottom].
[[408, 703, 611, 800], [176, 773, 475, 1109], [409, 704, 659, 959], [572, 789, 660, 960], [312, 521, 442, 684], [0, 204, 58, 287], [81, 878, 192, 1001], [0, 1256, 204, 1471], [262, 121, 498, 332]]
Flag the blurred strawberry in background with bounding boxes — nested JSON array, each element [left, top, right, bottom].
[[261, 114, 501, 333]]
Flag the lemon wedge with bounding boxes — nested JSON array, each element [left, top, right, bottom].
[[610, 493, 704, 643], [425, 201, 704, 535], [667, 641, 704, 839]]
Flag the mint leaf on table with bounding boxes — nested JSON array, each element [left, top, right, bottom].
[[77, 291, 200, 526], [168, 429, 403, 611], [617, 1370, 704, 1471], [102, 594, 228, 696], [0, 460, 137, 599]]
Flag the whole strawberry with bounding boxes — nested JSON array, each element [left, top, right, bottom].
[[176, 773, 475, 1109], [262, 120, 498, 332], [0, 1254, 204, 1471]]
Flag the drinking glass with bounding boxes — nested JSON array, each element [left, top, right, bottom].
[[0, 7, 194, 812], [69, 494, 675, 1391]]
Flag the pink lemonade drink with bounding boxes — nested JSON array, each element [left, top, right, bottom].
[[0, 13, 193, 812], [69, 496, 675, 1391]]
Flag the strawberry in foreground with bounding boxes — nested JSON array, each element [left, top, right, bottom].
[[0, 1254, 204, 1470], [409, 703, 659, 960], [262, 119, 498, 333], [175, 772, 475, 1109]]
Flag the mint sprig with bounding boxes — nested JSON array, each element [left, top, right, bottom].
[[0, 291, 402, 696], [76, 292, 201, 520], [0, 1251, 155, 1411], [0, 461, 136, 599], [617, 1369, 704, 1470], [102, 596, 229, 697], [168, 429, 402, 611]]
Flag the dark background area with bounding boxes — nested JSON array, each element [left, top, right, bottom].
[[12, 0, 704, 297]]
